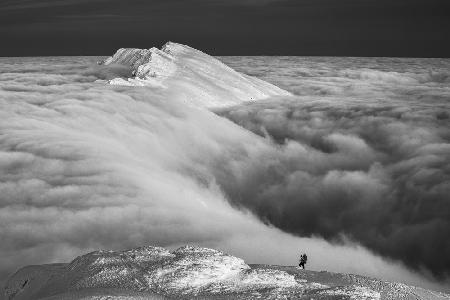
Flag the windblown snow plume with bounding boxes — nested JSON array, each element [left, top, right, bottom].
[[0, 44, 449, 298]]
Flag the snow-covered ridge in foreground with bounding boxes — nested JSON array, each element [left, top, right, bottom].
[[5, 246, 449, 300], [100, 42, 291, 108]]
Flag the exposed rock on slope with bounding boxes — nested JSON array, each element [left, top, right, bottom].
[[5, 245, 450, 300], [99, 42, 291, 108]]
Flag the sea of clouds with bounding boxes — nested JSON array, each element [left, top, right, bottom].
[[0, 56, 449, 294], [219, 56, 450, 279]]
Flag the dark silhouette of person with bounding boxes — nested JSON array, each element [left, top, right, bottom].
[[299, 253, 307, 269]]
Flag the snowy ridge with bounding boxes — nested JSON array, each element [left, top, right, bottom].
[[5, 245, 450, 300], [100, 42, 291, 108]]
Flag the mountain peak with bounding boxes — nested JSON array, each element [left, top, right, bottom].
[[99, 42, 291, 108]]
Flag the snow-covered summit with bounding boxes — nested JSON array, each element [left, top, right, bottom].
[[5, 245, 449, 300], [100, 42, 291, 108]]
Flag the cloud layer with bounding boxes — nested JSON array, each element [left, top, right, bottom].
[[217, 97, 450, 277], [216, 56, 450, 281], [0, 56, 448, 295]]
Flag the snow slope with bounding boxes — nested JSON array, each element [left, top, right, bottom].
[[99, 42, 291, 108], [4, 245, 449, 300]]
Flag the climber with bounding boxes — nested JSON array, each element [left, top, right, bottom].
[[299, 253, 307, 269]]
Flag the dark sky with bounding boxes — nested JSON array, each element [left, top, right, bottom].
[[1, 0, 450, 57]]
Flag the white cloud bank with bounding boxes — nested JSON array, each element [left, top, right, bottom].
[[0, 56, 447, 294]]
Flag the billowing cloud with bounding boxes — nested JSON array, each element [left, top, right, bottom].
[[215, 56, 450, 283], [0, 56, 448, 296], [216, 97, 450, 278]]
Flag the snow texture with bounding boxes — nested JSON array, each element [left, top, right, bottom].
[[5, 245, 449, 300], [100, 42, 291, 108]]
